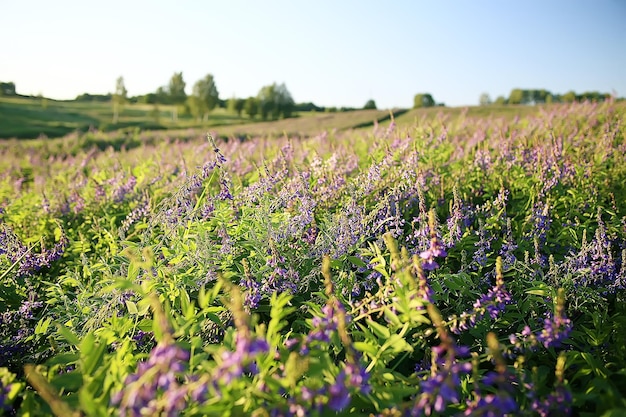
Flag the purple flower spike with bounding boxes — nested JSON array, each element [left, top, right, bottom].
[[419, 211, 448, 271]]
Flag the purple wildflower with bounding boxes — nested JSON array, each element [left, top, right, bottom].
[[471, 219, 492, 270], [412, 305, 472, 416], [509, 289, 572, 351], [211, 281, 270, 394], [530, 353, 572, 416], [217, 171, 233, 200], [531, 385, 573, 417], [112, 175, 137, 203], [445, 186, 470, 247], [325, 360, 371, 412], [213, 332, 269, 388], [499, 217, 518, 270], [536, 289, 572, 348], [450, 257, 512, 334], [119, 198, 151, 237], [419, 210, 447, 271], [465, 333, 519, 416], [111, 341, 191, 417], [0, 224, 68, 278]]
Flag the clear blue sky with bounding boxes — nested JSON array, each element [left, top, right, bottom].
[[2, 0, 625, 108]]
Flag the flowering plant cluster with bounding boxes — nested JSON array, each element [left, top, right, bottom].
[[1, 101, 625, 415]]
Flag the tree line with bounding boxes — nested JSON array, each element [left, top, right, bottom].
[[106, 73, 296, 123], [3, 77, 618, 122], [82, 73, 380, 123], [410, 89, 616, 110], [3, 75, 379, 125], [479, 89, 614, 106]]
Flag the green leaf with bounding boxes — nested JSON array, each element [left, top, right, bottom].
[[353, 341, 380, 356], [444, 276, 463, 291], [386, 334, 414, 353], [126, 300, 138, 315], [348, 256, 367, 268], [525, 289, 550, 296], [56, 323, 80, 346], [580, 352, 608, 378], [78, 388, 100, 417], [382, 372, 397, 382], [6, 381, 24, 402], [45, 353, 80, 367], [366, 319, 391, 340], [35, 317, 52, 335], [51, 372, 83, 392], [80, 333, 95, 356], [82, 339, 106, 376], [179, 288, 195, 318], [383, 308, 402, 328], [100, 279, 142, 295], [600, 409, 626, 417], [127, 261, 139, 281], [431, 279, 444, 294]]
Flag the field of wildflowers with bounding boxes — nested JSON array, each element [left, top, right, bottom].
[[1, 100, 625, 416]]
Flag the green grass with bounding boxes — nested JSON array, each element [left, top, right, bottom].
[[0, 96, 400, 140], [378, 104, 566, 130], [0, 96, 101, 138], [0, 96, 254, 139], [213, 109, 394, 138]]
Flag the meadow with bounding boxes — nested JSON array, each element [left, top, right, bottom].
[[1, 100, 625, 416], [0, 96, 396, 141]]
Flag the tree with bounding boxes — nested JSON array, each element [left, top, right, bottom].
[[168, 72, 187, 103], [363, 99, 377, 110], [258, 85, 274, 120], [227, 97, 246, 116], [257, 83, 295, 120], [562, 91, 576, 103], [0, 81, 16, 96], [137, 93, 159, 104], [227, 97, 237, 114], [244, 97, 259, 119], [155, 86, 169, 104], [578, 91, 610, 102], [189, 74, 219, 121], [533, 89, 550, 104], [494, 96, 507, 105], [234, 98, 245, 116], [479, 93, 492, 106], [186, 95, 203, 121], [507, 89, 553, 105], [112, 76, 127, 124], [413, 93, 435, 108], [168, 72, 187, 122], [508, 89, 524, 105], [294, 102, 324, 112], [276, 83, 295, 118]]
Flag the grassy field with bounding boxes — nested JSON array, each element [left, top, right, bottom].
[[1, 96, 396, 140], [0, 96, 252, 139], [0, 95, 576, 142]]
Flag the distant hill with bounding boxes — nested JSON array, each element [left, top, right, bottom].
[[0, 96, 251, 139], [0, 96, 400, 140]]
